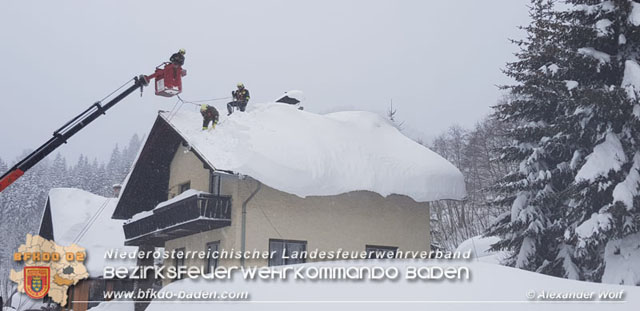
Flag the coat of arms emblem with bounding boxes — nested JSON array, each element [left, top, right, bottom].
[[24, 266, 50, 299]]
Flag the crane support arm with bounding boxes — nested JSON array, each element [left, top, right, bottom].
[[0, 75, 149, 193]]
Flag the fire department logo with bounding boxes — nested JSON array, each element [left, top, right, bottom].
[[10, 235, 89, 306], [24, 266, 50, 299]]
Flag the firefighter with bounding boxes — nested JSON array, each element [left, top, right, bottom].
[[169, 49, 186, 79], [170, 49, 186, 66], [227, 83, 250, 115], [201, 104, 219, 130]]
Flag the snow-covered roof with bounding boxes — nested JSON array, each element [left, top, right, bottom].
[[46, 188, 137, 275], [162, 103, 466, 202]]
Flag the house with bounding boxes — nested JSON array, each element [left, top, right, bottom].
[[38, 188, 138, 311], [113, 103, 466, 287]]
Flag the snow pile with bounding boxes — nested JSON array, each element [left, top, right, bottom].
[[47, 188, 137, 275], [574, 1, 614, 14], [622, 60, 640, 90], [612, 153, 640, 210], [595, 19, 612, 37], [454, 235, 508, 264], [575, 212, 612, 240], [516, 237, 537, 269], [575, 133, 626, 182], [163, 103, 466, 202], [539, 64, 559, 75], [630, 1, 640, 26], [126, 189, 208, 225], [144, 259, 640, 311], [128, 209, 153, 223], [510, 192, 528, 221], [602, 232, 640, 286], [155, 189, 206, 210], [565, 80, 579, 90], [622, 60, 640, 119], [577, 47, 611, 64], [622, 60, 640, 99]]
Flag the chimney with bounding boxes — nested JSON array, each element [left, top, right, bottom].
[[113, 184, 122, 198]]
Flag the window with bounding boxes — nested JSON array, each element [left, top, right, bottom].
[[269, 239, 307, 266], [179, 182, 191, 194], [205, 241, 220, 274], [174, 248, 185, 281], [365, 245, 398, 259], [209, 173, 222, 195]]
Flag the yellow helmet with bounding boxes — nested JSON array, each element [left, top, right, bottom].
[[179, 48, 186, 55], [200, 104, 207, 111], [237, 82, 244, 89]]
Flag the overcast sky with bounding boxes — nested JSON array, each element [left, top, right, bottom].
[[0, 0, 529, 164]]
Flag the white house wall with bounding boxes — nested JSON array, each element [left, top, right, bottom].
[[162, 144, 431, 287]]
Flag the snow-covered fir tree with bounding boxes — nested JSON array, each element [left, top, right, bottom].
[[106, 144, 122, 186], [489, 0, 640, 283], [0, 134, 143, 280], [559, 0, 640, 283], [489, 0, 574, 275], [50, 153, 68, 189]]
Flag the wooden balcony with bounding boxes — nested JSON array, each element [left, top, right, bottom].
[[123, 192, 232, 246]]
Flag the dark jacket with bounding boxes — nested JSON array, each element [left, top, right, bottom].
[[170, 53, 185, 66], [232, 88, 250, 102], [201, 105, 219, 122]]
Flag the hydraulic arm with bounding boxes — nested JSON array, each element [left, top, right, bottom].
[[0, 62, 185, 193]]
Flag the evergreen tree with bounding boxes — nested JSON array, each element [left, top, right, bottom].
[[558, 0, 640, 282], [124, 134, 142, 164], [488, 0, 572, 275], [119, 134, 142, 183], [70, 154, 89, 190], [90, 158, 108, 196], [106, 144, 122, 185], [50, 153, 68, 188], [0, 133, 144, 280], [489, 0, 640, 282]]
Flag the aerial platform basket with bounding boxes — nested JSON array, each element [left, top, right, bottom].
[[150, 62, 187, 97]]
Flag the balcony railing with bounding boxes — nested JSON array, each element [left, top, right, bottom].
[[123, 192, 232, 246]]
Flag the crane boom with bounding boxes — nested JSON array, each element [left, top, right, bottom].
[[0, 60, 186, 193], [0, 68, 160, 193]]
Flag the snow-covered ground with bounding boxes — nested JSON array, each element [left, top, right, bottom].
[[46, 188, 138, 275], [135, 259, 640, 311], [603, 232, 640, 286], [455, 235, 510, 264], [86, 300, 134, 311], [453, 233, 640, 286], [162, 103, 466, 202]]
